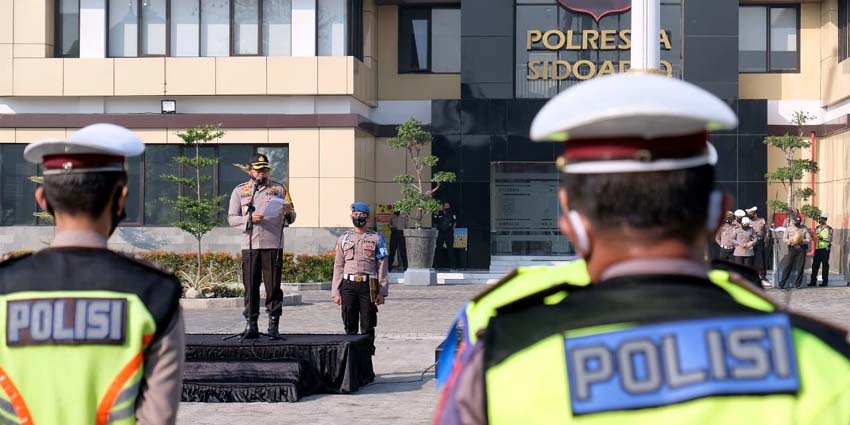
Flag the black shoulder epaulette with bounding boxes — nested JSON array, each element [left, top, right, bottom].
[[0, 252, 33, 268], [495, 280, 590, 316], [472, 269, 520, 303], [116, 253, 176, 277]]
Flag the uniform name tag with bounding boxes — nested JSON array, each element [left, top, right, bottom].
[[565, 314, 799, 415], [6, 298, 126, 346]]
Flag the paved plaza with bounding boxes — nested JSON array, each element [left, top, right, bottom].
[[179, 283, 850, 425]]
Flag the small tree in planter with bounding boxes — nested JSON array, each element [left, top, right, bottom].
[[388, 119, 456, 280], [764, 111, 821, 222], [161, 125, 226, 296]]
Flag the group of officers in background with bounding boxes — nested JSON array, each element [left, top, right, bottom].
[[715, 207, 836, 288], [715, 207, 768, 278]]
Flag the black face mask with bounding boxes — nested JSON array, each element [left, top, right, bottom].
[[352, 216, 368, 228], [109, 186, 126, 237]]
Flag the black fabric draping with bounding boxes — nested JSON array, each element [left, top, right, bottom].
[[182, 360, 320, 402], [185, 334, 375, 396]]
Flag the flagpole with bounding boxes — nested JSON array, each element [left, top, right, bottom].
[[630, 0, 661, 71]]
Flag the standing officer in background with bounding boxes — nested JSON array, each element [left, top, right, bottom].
[[436, 72, 850, 424], [810, 212, 834, 287], [747, 206, 768, 282], [0, 124, 184, 424], [714, 211, 736, 261], [389, 209, 408, 271], [228, 154, 296, 339], [332, 202, 389, 355], [434, 202, 457, 269], [778, 214, 811, 289], [732, 217, 755, 267]]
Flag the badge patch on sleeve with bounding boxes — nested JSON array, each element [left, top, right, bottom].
[[565, 314, 799, 415], [6, 298, 127, 346]]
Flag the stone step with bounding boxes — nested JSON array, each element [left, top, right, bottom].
[[388, 271, 505, 285]]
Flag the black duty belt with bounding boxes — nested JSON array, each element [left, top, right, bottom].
[[345, 274, 373, 282]]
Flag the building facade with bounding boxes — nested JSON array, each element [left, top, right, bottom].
[[0, 0, 847, 271]]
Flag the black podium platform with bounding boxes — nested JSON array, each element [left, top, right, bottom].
[[183, 334, 375, 402]]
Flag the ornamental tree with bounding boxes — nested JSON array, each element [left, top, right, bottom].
[[161, 125, 226, 284], [764, 111, 821, 221], [388, 118, 457, 228]]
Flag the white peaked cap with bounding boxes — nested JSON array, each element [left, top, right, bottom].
[[530, 73, 738, 174], [746, 206, 758, 213], [734, 210, 746, 218], [821, 212, 829, 219], [741, 217, 751, 225], [24, 123, 145, 164]]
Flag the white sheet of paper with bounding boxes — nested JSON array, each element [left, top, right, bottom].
[[264, 198, 286, 218]]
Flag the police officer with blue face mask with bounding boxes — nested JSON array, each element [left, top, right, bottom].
[[332, 202, 389, 354]]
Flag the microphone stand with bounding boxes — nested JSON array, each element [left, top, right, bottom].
[[224, 179, 281, 341]]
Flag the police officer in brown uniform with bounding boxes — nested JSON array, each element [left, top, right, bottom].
[[778, 215, 811, 289], [227, 154, 296, 338], [746, 207, 768, 281], [732, 217, 756, 267], [714, 211, 737, 261], [332, 202, 389, 354], [11, 124, 184, 424]]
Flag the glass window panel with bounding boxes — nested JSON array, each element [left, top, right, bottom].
[[109, 0, 139, 57], [218, 146, 253, 223], [770, 7, 798, 71], [516, 5, 558, 98], [201, 0, 230, 56], [738, 7, 767, 72], [318, 0, 347, 56], [141, 0, 167, 55], [840, 0, 848, 61], [124, 155, 141, 224], [660, 5, 681, 78], [171, 0, 200, 56], [256, 146, 289, 185], [234, 0, 260, 55], [431, 9, 460, 72], [0, 145, 37, 226], [398, 8, 430, 72], [263, 0, 292, 56], [144, 145, 179, 225], [59, 0, 80, 57]]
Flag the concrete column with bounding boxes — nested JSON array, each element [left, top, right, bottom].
[[630, 0, 660, 70]]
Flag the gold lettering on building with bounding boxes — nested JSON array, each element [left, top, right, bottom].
[[525, 29, 676, 80]]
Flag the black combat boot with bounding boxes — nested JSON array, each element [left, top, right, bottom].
[[268, 316, 281, 338], [243, 317, 259, 339]]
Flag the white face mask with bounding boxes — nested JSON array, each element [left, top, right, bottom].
[[567, 210, 591, 256]]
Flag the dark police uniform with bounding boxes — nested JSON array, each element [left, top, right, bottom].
[[434, 208, 457, 268], [811, 217, 834, 287], [8, 123, 185, 424]]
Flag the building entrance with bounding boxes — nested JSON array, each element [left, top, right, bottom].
[[490, 162, 574, 256]]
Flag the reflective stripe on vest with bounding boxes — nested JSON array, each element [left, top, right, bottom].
[[0, 291, 158, 425]]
